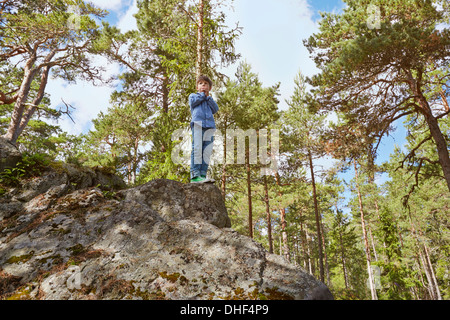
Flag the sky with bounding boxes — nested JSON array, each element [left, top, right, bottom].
[[44, 0, 408, 211]]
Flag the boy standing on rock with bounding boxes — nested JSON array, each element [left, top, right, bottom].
[[189, 75, 218, 183]]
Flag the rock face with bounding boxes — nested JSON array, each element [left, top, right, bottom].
[[0, 166, 333, 300], [0, 137, 21, 173]]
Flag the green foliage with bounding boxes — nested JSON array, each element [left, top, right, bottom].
[[0, 153, 50, 187]]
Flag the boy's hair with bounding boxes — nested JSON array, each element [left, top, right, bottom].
[[197, 75, 213, 89]]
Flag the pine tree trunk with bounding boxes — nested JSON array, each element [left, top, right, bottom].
[[408, 213, 441, 300], [305, 230, 313, 275], [368, 223, 378, 262], [162, 72, 169, 114], [196, 0, 205, 79], [338, 219, 349, 289], [299, 208, 309, 271], [321, 221, 331, 286], [419, 246, 436, 299], [354, 159, 378, 300], [221, 124, 227, 200], [274, 172, 289, 261], [367, 154, 386, 256], [414, 258, 427, 299], [423, 242, 442, 300], [407, 71, 450, 191], [309, 151, 324, 283], [246, 146, 253, 238], [280, 207, 290, 261], [3, 59, 37, 144], [418, 226, 442, 300], [15, 65, 51, 141], [422, 109, 450, 192], [263, 175, 273, 253]]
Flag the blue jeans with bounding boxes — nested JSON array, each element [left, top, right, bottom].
[[191, 126, 215, 179]]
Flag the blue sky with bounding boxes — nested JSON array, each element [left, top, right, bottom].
[[46, 0, 407, 211]]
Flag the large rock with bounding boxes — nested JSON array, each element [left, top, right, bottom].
[[0, 163, 126, 222], [0, 137, 21, 173], [0, 176, 333, 300], [123, 179, 231, 228]]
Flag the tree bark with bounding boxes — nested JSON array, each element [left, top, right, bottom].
[[221, 122, 227, 200], [299, 207, 309, 271], [407, 71, 450, 191], [321, 220, 331, 286], [15, 64, 51, 140], [338, 216, 349, 289], [280, 207, 289, 261], [3, 48, 58, 145], [305, 230, 313, 275], [3, 55, 37, 144], [162, 71, 169, 114], [422, 110, 450, 192], [354, 159, 378, 300], [411, 220, 442, 300], [196, 0, 205, 79], [274, 172, 289, 261], [263, 175, 273, 253], [309, 151, 324, 283], [246, 146, 253, 238]]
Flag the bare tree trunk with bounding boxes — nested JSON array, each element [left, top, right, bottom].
[[368, 223, 378, 262], [414, 258, 427, 299], [196, 0, 205, 79], [15, 65, 51, 140], [274, 172, 289, 261], [280, 207, 289, 261], [410, 219, 435, 299], [221, 129, 227, 200], [246, 146, 253, 238], [162, 72, 169, 113], [354, 159, 378, 300], [321, 221, 330, 286], [338, 218, 349, 289], [3, 48, 58, 145], [408, 212, 441, 300], [3, 56, 37, 144], [299, 207, 309, 271], [309, 151, 324, 283], [305, 230, 313, 275], [423, 241, 442, 300], [263, 175, 273, 253]]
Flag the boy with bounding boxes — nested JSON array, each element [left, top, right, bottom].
[[189, 75, 218, 183]]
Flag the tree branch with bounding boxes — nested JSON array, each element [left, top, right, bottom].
[[397, 135, 433, 171], [60, 98, 76, 123]]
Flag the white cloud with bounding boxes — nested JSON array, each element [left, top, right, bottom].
[[221, 0, 319, 110], [43, 1, 137, 136], [46, 55, 121, 136], [47, 80, 114, 135], [117, 0, 138, 32], [89, 0, 124, 11]]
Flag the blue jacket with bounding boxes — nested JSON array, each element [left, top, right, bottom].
[[189, 92, 219, 129]]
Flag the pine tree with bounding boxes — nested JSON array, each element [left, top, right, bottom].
[[283, 70, 328, 282], [215, 62, 279, 239], [304, 0, 450, 191], [99, 0, 241, 182], [0, 0, 108, 144]]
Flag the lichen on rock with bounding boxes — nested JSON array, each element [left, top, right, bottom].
[[0, 164, 333, 300]]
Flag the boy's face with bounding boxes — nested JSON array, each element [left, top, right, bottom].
[[197, 80, 211, 95]]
